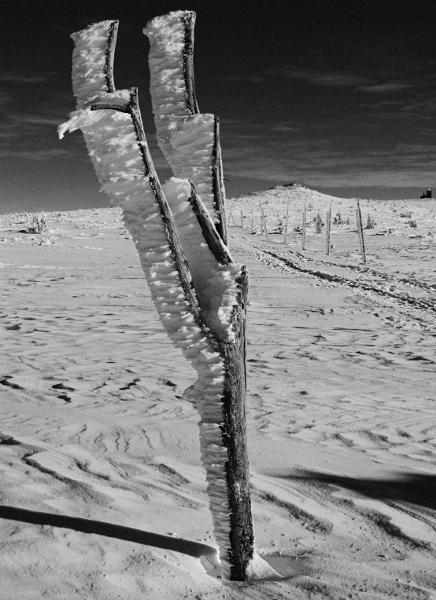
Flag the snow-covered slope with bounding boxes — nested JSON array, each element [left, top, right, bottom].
[[232, 182, 344, 210]]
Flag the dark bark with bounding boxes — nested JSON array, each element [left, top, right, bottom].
[[179, 13, 227, 246], [89, 97, 130, 113], [220, 267, 254, 581], [180, 12, 200, 115], [356, 201, 366, 263], [129, 89, 208, 326], [105, 21, 119, 93], [212, 117, 228, 245], [187, 182, 233, 265]]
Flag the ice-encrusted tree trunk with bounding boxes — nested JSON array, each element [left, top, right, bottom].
[[59, 14, 277, 582]]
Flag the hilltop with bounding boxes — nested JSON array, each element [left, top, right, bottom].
[[231, 182, 349, 212]]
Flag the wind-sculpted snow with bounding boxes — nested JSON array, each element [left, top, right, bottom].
[[2, 204, 436, 597], [163, 178, 240, 339], [70, 20, 116, 108], [142, 12, 187, 120]]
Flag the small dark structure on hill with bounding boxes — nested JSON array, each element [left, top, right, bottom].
[[420, 189, 432, 199]]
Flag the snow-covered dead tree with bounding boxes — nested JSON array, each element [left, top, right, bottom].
[[59, 15, 277, 582]]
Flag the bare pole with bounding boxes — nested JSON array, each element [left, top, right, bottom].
[[325, 202, 332, 255], [283, 203, 289, 245], [356, 199, 366, 263], [302, 201, 307, 250], [240, 210, 244, 229], [261, 207, 269, 241], [250, 209, 254, 233]]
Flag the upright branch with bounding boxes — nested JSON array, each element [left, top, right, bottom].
[[59, 15, 275, 582], [105, 21, 118, 92], [144, 12, 227, 242], [187, 183, 232, 265], [212, 116, 228, 244], [180, 12, 200, 115]]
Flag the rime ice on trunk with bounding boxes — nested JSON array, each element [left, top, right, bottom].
[[59, 16, 274, 582], [143, 11, 227, 243]]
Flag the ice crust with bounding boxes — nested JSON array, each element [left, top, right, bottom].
[[58, 19, 243, 579], [144, 12, 219, 223], [143, 12, 187, 118], [161, 115, 216, 221]]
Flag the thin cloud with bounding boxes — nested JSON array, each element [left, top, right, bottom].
[[0, 112, 70, 140], [222, 137, 436, 189], [362, 99, 404, 109], [0, 131, 17, 139], [0, 149, 72, 160], [270, 124, 303, 133], [399, 97, 436, 116], [362, 95, 436, 120], [17, 116, 64, 126], [0, 121, 18, 139], [213, 74, 265, 84], [0, 71, 52, 83], [309, 73, 370, 88], [266, 66, 421, 98], [359, 82, 412, 93], [268, 66, 372, 88]]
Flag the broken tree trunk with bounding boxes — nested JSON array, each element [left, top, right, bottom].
[[59, 15, 275, 582]]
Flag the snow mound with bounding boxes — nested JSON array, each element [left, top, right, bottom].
[[234, 182, 342, 206]]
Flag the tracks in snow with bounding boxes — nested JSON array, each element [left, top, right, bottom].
[[235, 237, 436, 321]]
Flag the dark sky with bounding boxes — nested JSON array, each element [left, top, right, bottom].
[[1, 0, 436, 214]]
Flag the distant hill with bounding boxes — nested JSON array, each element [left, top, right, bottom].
[[231, 182, 344, 209]]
